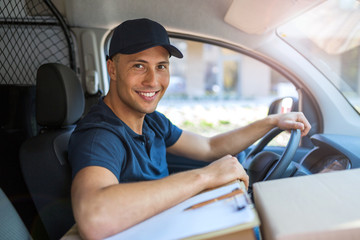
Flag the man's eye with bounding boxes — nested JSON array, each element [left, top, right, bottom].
[[158, 65, 166, 70], [134, 64, 144, 69]]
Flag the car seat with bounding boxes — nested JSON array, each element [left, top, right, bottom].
[[19, 63, 84, 240], [0, 188, 32, 240]]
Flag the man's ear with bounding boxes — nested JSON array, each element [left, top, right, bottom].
[[107, 59, 116, 81]]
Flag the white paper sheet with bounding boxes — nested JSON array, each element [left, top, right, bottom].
[[105, 182, 254, 240]]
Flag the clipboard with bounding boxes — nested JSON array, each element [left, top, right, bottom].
[[105, 180, 260, 240]]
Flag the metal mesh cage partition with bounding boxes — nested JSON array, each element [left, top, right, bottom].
[[0, 0, 75, 85]]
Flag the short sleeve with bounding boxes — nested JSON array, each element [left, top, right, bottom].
[[164, 120, 182, 147], [68, 127, 126, 180], [145, 111, 182, 147]]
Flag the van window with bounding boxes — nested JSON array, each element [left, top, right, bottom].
[[158, 38, 297, 146], [278, 1, 360, 114]]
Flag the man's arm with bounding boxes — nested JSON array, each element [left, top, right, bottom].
[[72, 155, 248, 240], [167, 112, 311, 162], [72, 112, 309, 239]]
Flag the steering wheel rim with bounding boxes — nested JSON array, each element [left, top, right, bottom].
[[243, 127, 301, 185]]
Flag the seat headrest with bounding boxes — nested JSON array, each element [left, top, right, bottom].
[[36, 63, 84, 127]]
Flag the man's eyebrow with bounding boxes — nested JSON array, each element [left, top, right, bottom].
[[129, 59, 169, 64], [129, 59, 147, 63]]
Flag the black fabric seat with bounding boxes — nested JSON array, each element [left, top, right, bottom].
[[20, 63, 84, 240]]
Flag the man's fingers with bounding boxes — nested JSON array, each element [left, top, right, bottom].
[[239, 172, 249, 190], [280, 112, 311, 136], [235, 161, 249, 190]]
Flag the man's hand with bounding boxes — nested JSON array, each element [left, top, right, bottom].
[[200, 155, 249, 190], [270, 112, 311, 137]]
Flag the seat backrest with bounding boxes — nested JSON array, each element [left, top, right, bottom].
[[20, 63, 84, 240], [0, 188, 32, 240]]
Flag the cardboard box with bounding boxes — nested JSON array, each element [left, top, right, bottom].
[[253, 168, 360, 240]]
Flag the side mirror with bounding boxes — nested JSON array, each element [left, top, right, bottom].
[[268, 97, 298, 115]]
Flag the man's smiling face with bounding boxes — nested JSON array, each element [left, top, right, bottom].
[[109, 46, 170, 117]]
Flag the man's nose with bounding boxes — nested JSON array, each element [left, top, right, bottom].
[[143, 68, 157, 86]]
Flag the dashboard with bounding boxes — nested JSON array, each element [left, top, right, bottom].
[[298, 134, 360, 174]]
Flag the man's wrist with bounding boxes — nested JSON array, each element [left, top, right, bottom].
[[191, 167, 213, 190], [266, 114, 279, 128]]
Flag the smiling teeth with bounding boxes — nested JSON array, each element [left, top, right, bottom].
[[139, 92, 156, 97]]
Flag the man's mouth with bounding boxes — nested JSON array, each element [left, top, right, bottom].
[[136, 90, 160, 100], [138, 91, 156, 97]]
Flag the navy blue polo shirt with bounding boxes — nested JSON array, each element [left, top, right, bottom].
[[68, 98, 182, 182]]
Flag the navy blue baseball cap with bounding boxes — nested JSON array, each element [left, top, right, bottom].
[[107, 18, 183, 60]]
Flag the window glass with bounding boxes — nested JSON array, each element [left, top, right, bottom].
[[157, 38, 298, 146], [277, 1, 360, 114]]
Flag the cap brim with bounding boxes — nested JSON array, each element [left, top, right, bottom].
[[163, 45, 183, 58]]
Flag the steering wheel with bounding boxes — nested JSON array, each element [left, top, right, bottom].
[[242, 127, 301, 187]]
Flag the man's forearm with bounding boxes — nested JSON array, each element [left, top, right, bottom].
[[73, 154, 248, 240], [73, 167, 209, 240], [167, 115, 277, 162], [208, 116, 276, 159]]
